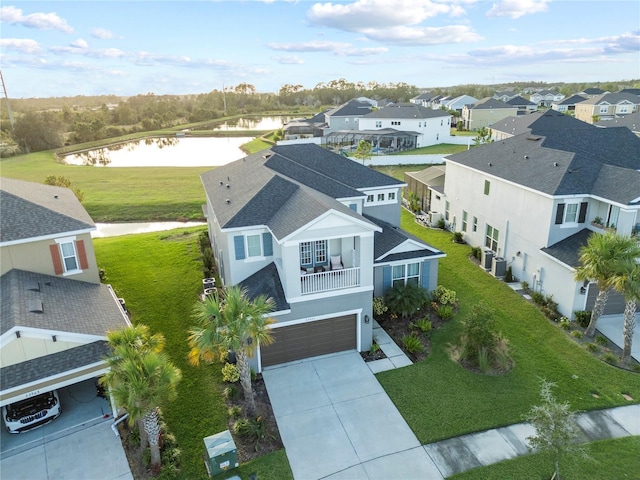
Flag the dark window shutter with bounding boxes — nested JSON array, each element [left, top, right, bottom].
[[349, 203, 357, 211], [262, 233, 273, 257], [76, 240, 89, 269], [234, 235, 245, 260], [50, 244, 63, 275], [555, 203, 565, 225], [382, 266, 392, 291], [421, 261, 431, 289], [578, 202, 588, 223]]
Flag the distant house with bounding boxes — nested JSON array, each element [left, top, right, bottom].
[[404, 165, 446, 215], [505, 95, 537, 114], [325, 100, 373, 131], [530, 90, 565, 107], [594, 110, 640, 135], [0, 178, 129, 409], [441, 95, 478, 114], [358, 103, 452, 148], [574, 92, 640, 124], [410, 92, 438, 108], [493, 91, 519, 102], [431, 115, 640, 319], [576, 87, 608, 98], [200, 144, 444, 370], [551, 94, 587, 113], [490, 109, 592, 141], [461, 97, 518, 131]]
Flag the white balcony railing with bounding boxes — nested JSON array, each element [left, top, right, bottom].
[[300, 267, 360, 295]]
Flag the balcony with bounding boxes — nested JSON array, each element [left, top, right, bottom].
[[300, 267, 360, 295]]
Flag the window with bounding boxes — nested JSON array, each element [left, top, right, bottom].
[[300, 242, 312, 265], [564, 203, 578, 223], [462, 211, 468, 232], [60, 241, 79, 272], [300, 240, 327, 265], [314, 240, 327, 264], [485, 225, 499, 252], [375, 121, 382, 128], [484, 180, 490, 195], [246, 234, 262, 257], [418, 122, 422, 128], [599, 105, 608, 114], [388, 192, 396, 201], [367, 194, 374, 203], [377, 193, 385, 201], [472, 216, 478, 232], [620, 106, 628, 113], [436, 133, 439, 141], [345, 118, 349, 123], [440, 119, 443, 126], [445, 201, 450, 221], [391, 121, 401, 126], [392, 262, 420, 288]]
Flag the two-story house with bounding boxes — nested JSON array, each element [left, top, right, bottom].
[[324, 99, 374, 132], [490, 109, 593, 141], [441, 95, 478, 114], [0, 178, 129, 410], [575, 92, 640, 124], [529, 90, 565, 107], [461, 98, 518, 131], [201, 144, 444, 370], [410, 92, 438, 108], [505, 95, 538, 115], [551, 94, 587, 114], [358, 103, 452, 148], [432, 117, 640, 319]]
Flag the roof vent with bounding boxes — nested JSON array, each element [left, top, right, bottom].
[[219, 181, 223, 186], [226, 184, 230, 188], [54, 194, 59, 199], [523, 155, 529, 159], [225, 199, 231, 204], [28, 299, 44, 313], [488, 162, 492, 167], [26, 280, 40, 292], [553, 162, 559, 167]]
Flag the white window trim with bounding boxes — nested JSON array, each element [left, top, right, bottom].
[[363, 189, 399, 206], [562, 202, 580, 226], [55, 236, 82, 276], [391, 262, 421, 287]]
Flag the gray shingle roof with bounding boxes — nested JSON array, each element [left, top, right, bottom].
[[1, 269, 129, 336], [541, 229, 592, 268], [363, 103, 450, 120], [469, 97, 513, 110], [1, 341, 110, 390], [1, 178, 95, 243], [365, 215, 443, 262], [505, 96, 536, 106], [446, 126, 640, 204], [595, 111, 640, 133], [490, 109, 595, 137], [325, 100, 373, 117], [555, 94, 587, 106], [578, 92, 640, 106], [238, 262, 290, 313]]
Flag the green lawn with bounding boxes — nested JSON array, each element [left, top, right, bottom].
[[393, 143, 468, 155], [93, 228, 292, 480], [449, 436, 640, 480], [376, 210, 640, 445]]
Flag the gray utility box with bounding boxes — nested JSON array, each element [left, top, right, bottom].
[[481, 249, 494, 270], [203, 430, 238, 477], [492, 257, 507, 277]]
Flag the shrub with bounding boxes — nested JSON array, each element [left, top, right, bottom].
[[460, 303, 497, 359], [437, 305, 454, 320], [369, 342, 381, 355], [602, 352, 618, 365], [223, 385, 238, 400], [520, 281, 529, 291], [221, 363, 240, 383], [585, 343, 599, 352], [504, 266, 514, 283], [414, 317, 432, 334], [478, 348, 491, 373], [574, 310, 592, 328], [595, 335, 609, 346], [559, 317, 572, 330], [434, 285, 458, 306], [571, 330, 583, 339], [228, 405, 243, 419], [234, 416, 270, 451], [493, 335, 514, 372], [470, 246, 482, 260], [436, 218, 446, 229], [372, 296, 388, 316], [384, 283, 428, 318], [530, 291, 545, 305], [452, 231, 464, 243], [402, 334, 425, 354]]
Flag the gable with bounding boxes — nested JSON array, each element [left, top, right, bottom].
[[1, 331, 93, 368], [283, 210, 379, 243]]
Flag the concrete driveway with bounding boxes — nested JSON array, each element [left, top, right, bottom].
[[262, 350, 443, 480]]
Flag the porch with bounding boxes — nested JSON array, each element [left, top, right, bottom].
[[300, 267, 360, 295]]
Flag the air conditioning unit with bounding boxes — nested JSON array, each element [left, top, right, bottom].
[[491, 256, 507, 277], [481, 249, 494, 270], [429, 212, 443, 224]]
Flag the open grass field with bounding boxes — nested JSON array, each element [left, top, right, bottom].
[[93, 227, 292, 480], [376, 210, 640, 445]]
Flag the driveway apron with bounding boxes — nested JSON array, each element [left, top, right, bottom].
[[262, 350, 443, 480]]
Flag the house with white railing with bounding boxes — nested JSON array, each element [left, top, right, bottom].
[[201, 144, 444, 370]]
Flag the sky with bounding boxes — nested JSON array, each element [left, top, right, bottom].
[[1, 0, 639, 98]]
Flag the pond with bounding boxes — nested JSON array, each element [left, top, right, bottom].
[[63, 136, 253, 167], [196, 115, 294, 132]]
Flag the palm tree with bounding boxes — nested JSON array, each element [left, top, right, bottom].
[[611, 264, 640, 366], [101, 326, 181, 472], [575, 232, 640, 338], [188, 285, 275, 416]]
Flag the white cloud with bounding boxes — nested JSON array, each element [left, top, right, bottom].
[[486, 0, 551, 19], [70, 38, 88, 49], [91, 27, 114, 39], [274, 55, 304, 64], [307, 0, 457, 31], [0, 38, 40, 54], [267, 40, 388, 56], [0, 6, 73, 33], [364, 24, 482, 45]]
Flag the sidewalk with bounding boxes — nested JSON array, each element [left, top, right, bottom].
[[422, 403, 640, 477]]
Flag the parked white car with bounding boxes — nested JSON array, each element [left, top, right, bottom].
[[3, 390, 61, 434]]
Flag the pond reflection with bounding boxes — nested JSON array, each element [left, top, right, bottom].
[[195, 116, 292, 131], [62, 136, 252, 167]]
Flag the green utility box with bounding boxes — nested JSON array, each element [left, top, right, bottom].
[[203, 430, 238, 477]]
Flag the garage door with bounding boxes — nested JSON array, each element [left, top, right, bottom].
[[261, 315, 357, 367]]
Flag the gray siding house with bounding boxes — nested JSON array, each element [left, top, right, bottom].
[[201, 144, 444, 370]]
